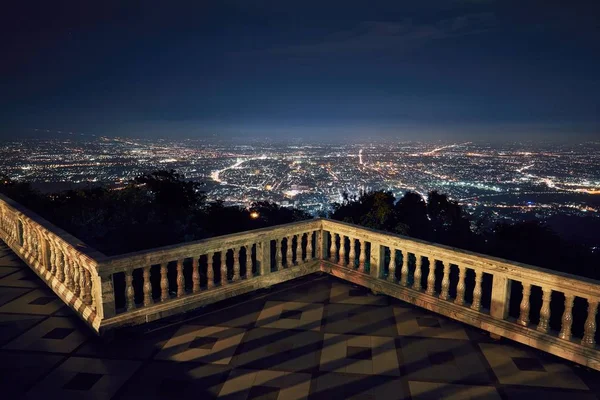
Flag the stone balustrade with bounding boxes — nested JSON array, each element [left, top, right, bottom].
[[1, 192, 599, 370], [96, 221, 321, 329], [321, 219, 600, 371], [0, 193, 104, 330]]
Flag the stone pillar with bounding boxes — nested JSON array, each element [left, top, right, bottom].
[[207, 252, 215, 289], [259, 240, 271, 276], [339, 235, 346, 266], [454, 266, 465, 305], [97, 273, 116, 319], [582, 299, 598, 347], [426, 257, 436, 295], [143, 267, 152, 306], [489, 274, 510, 339], [176, 259, 185, 297], [294, 235, 301, 265], [319, 229, 327, 260], [471, 270, 483, 311], [330, 233, 337, 263], [414, 255, 423, 291], [388, 248, 396, 282], [400, 251, 409, 286], [192, 258, 201, 293], [537, 288, 551, 333], [81, 268, 93, 306], [517, 283, 531, 326], [125, 270, 135, 311], [369, 242, 384, 279], [559, 294, 574, 340], [72, 259, 81, 296], [306, 232, 313, 261], [440, 261, 450, 300], [232, 248, 240, 281], [220, 250, 228, 284], [160, 263, 170, 301]]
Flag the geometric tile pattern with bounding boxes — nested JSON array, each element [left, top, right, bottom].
[[0, 242, 599, 399], [478, 342, 589, 389]]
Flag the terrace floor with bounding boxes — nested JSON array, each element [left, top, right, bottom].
[[1, 243, 599, 399]]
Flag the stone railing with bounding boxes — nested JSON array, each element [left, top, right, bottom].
[[0, 193, 105, 330], [96, 220, 322, 330], [1, 192, 599, 370], [321, 219, 600, 371]]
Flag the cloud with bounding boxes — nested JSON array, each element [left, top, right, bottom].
[[259, 13, 495, 57]]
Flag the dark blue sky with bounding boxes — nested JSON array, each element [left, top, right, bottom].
[[1, 0, 599, 141]]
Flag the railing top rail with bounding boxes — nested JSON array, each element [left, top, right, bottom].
[[0, 192, 107, 266], [323, 219, 600, 298], [98, 218, 323, 273]]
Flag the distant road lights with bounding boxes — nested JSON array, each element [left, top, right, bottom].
[[250, 211, 260, 219]]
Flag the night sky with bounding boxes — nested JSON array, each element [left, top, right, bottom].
[[2, 1, 599, 141]]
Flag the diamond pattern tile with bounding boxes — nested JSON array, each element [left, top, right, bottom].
[[0, 242, 598, 399], [62, 372, 103, 390], [43, 327, 76, 340], [512, 356, 546, 372], [29, 296, 56, 306]]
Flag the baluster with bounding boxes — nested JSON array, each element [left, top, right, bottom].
[[160, 263, 169, 301], [176, 259, 185, 297], [358, 239, 366, 272], [426, 257, 436, 295], [413, 255, 423, 291], [517, 283, 531, 326], [388, 248, 396, 282], [348, 237, 356, 269], [294, 235, 301, 265], [232, 247, 240, 281], [90, 271, 97, 311], [471, 270, 483, 311], [400, 251, 408, 286], [454, 266, 465, 305], [78, 264, 86, 300], [582, 299, 598, 347], [21, 222, 28, 251], [125, 270, 135, 311], [207, 252, 215, 289], [143, 266, 152, 306], [339, 235, 346, 266], [192, 258, 200, 293], [49, 242, 57, 276], [537, 288, 551, 333], [329, 232, 337, 263], [317, 230, 323, 259], [82, 268, 92, 306], [72, 260, 81, 296], [221, 250, 228, 284], [56, 250, 65, 282], [306, 232, 313, 261], [558, 294, 574, 340], [439, 261, 450, 300], [64, 254, 73, 290], [286, 236, 293, 267], [275, 239, 282, 270]]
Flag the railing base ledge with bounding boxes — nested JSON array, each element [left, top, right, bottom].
[[324, 262, 600, 372], [99, 261, 321, 332]]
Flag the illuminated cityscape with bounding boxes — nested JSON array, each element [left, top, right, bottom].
[[1, 135, 599, 229]]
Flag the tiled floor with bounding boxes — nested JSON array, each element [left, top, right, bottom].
[[1, 242, 599, 399]]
